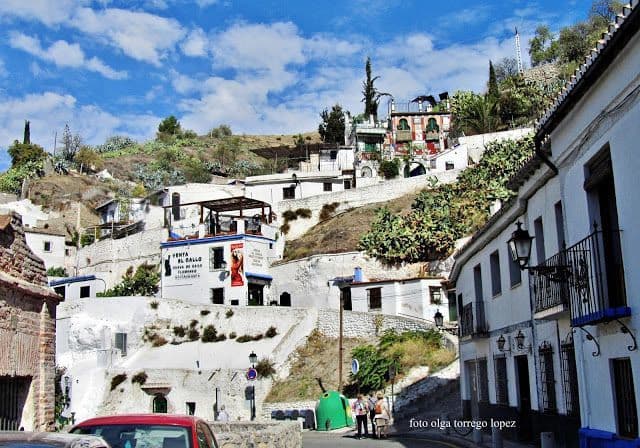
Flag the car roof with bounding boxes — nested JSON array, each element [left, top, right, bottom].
[[73, 414, 202, 427], [0, 431, 109, 448]]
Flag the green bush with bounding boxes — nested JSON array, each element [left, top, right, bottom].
[[255, 358, 276, 378], [236, 334, 252, 343], [110, 374, 127, 391], [188, 328, 200, 341], [149, 301, 159, 309], [225, 309, 234, 318], [379, 159, 400, 179], [229, 332, 237, 339], [201, 325, 218, 343], [265, 326, 278, 338], [173, 326, 186, 337], [98, 264, 159, 297], [189, 319, 198, 328], [46, 267, 68, 277], [282, 210, 298, 221], [200, 310, 211, 316], [295, 208, 312, 219], [319, 202, 340, 221]]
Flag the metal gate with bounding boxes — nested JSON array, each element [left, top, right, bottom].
[[0, 376, 31, 430]]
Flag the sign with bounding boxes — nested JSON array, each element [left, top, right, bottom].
[[246, 368, 258, 381], [230, 243, 244, 287], [351, 359, 359, 375], [163, 248, 203, 281]]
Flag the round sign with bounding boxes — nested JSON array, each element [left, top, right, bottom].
[[246, 368, 258, 381], [351, 359, 359, 375]]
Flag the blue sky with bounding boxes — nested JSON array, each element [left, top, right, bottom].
[[0, 0, 593, 171]]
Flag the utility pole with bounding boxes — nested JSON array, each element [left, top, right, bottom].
[[339, 292, 344, 391]]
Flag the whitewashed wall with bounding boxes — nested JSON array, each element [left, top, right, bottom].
[[25, 232, 66, 270], [458, 128, 532, 163]]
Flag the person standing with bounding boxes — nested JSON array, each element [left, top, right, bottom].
[[352, 394, 369, 439], [374, 392, 391, 439], [367, 392, 378, 437], [217, 405, 230, 422]]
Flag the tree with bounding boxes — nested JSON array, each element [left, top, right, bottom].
[[23, 120, 30, 145], [61, 124, 81, 162], [209, 125, 232, 138], [361, 57, 390, 120], [494, 58, 519, 84], [8, 141, 47, 168], [487, 61, 499, 100], [451, 91, 501, 136], [528, 25, 559, 66], [318, 104, 345, 144], [74, 146, 104, 173], [157, 116, 181, 137]]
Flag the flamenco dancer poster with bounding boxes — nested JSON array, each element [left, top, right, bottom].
[[230, 243, 244, 286]]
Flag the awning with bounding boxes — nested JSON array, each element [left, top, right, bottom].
[[245, 272, 273, 282]]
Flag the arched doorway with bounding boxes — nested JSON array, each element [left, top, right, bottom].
[[280, 292, 291, 307], [153, 394, 167, 413]]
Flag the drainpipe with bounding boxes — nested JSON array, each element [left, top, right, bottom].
[[534, 136, 558, 175]]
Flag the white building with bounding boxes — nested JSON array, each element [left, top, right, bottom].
[[450, 4, 640, 446], [50, 274, 106, 300], [161, 197, 281, 306], [24, 228, 66, 271], [244, 171, 354, 205]]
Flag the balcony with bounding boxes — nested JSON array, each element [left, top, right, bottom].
[[396, 129, 412, 142], [531, 230, 629, 326], [460, 302, 488, 339]]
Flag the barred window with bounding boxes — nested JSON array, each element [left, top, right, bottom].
[[494, 355, 508, 405], [477, 359, 489, 402], [367, 288, 382, 310], [539, 342, 557, 413], [612, 358, 638, 438], [560, 337, 580, 416]]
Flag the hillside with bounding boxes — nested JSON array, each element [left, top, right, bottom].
[[281, 190, 418, 262]]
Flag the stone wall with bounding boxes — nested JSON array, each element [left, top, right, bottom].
[[0, 212, 60, 431], [209, 421, 301, 448], [76, 227, 166, 288], [316, 308, 435, 338], [277, 171, 462, 239], [260, 400, 317, 420]]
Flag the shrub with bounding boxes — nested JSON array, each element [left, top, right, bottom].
[[189, 319, 198, 328], [201, 325, 218, 343], [149, 301, 159, 309], [319, 202, 340, 221], [131, 371, 148, 386], [173, 326, 186, 337], [282, 210, 298, 221], [225, 309, 234, 318], [265, 326, 278, 338], [188, 328, 200, 341], [252, 334, 264, 341], [46, 267, 67, 277], [98, 264, 159, 297], [236, 334, 252, 343], [379, 159, 400, 179], [200, 310, 210, 316], [295, 208, 312, 219], [229, 332, 237, 339], [151, 335, 168, 347], [110, 374, 127, 391], [215, 333, 227, 342], [255, 358, 276, 378], [280, 222, 290, 234]]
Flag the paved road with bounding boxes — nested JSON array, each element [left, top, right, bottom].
[[302, 432, 465, 448]]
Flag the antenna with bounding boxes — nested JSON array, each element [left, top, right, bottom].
[[515, 27, 524, 74]]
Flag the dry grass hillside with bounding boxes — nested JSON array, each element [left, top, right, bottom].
[[282, 191, 419, 262]]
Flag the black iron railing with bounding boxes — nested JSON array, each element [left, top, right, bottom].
[[531, 230, 628, 326], [460, 303, 473, 337], [459, 302, 487, 337]]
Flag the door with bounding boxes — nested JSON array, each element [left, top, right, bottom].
[[515, 355, 532, 441], [466, 361, 480, 420], [248, 283, 264, 306], [0, 376, 31, 430]]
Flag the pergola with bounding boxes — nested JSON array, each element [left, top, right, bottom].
[[163, 196, 273, 227]]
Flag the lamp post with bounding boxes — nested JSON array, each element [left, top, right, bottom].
[[248, 351, 257, 420], [63, 376, 71, 408], [507, 222, 534, 269], [496, 334, 511, 353], [434, 309, 444, 330], [388, 365, 396, 414], [515, 330, 526, 350]]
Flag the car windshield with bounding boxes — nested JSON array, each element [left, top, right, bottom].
[[71, 425, 191, 448], [0, 444, 62, 448]]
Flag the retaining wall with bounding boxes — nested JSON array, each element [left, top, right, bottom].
[[209, 421, 301, 448]]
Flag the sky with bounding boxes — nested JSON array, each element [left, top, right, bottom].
[[0, 0, 594, 171]]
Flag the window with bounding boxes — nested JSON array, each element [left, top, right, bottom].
[[612, 358, 638, 438], [323, 182, 332, 192], [153, 394, 167, 413], [367, 288, 382, 310], [186, 402, 196, 416], [115, 333, 127, 356], [560, 337, 579, 416], [171, 192, 181, 221], [65, 248, 70, 256], [430, 159, 437, 169], [398, 119, 410, 130], [445, 162, 454, 170], [539, 342, 557, 413], [43, 241, 51, 252], [447, 291, 457, 321], [427, 118, 439, 132], [283, 186, 295, 199], [473, 264, 483, 302], [330, 150, 337, 160], [474, 359, 490, 402], [494, 355, 508, 405], [534, 217, 546, 264], [80, 286, 91, 298], [429, 286, 442, 305], [343, 180, 351, 190], [54, 286, 66, 298], [341, 288, 352, 311], [209, 247, 225, 270], [508, 243, 522, 287], [490, 251, 502, 296], [279, 292, 291, 307], [210, 288, 224, 305], [554, 201, 565, 250]]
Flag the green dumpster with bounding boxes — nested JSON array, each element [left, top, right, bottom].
[[315, 390, 353, 431]]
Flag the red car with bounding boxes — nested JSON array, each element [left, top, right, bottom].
[[70, 414, 219, 448]]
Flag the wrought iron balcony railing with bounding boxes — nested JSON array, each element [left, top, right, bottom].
[[531, 230, 629, 326], [459, 301, 488, 338], [395, 130, 412, 142]]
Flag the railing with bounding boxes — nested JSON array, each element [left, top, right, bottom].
[[532, 230, 628, 326], [460, 303, 473, 337], [396, 130, 412, 142], [460, 302, 487, 337]]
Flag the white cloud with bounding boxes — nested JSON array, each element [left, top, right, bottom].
[[71, 7, 186, 66], [8, 32, 127, 80], [211, 22, 305, 71], [0, 59, 6, 78], [0, 92, 159, 155], [0, 0, 85, 26], [181, 28, 208, 57], [195, 0, 218, 7]]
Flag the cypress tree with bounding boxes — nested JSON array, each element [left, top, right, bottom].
[[23, 120, 30, 145], [488, 61, 499, 100]]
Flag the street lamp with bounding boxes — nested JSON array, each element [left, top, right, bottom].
[[249, 351, 257, 367], [248, 351, 258, 420], [507, 222, 534, 269], [434, 310, 444, 329], [63, 376, 71, 407], [515, 330, 526, 350], [496, 335, 511, 353]]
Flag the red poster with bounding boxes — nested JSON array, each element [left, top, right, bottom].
[[230, 243, 244, 287]]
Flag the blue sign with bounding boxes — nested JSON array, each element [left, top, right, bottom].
[[351, 359, 359, 375], [246, 368, 258, 381]]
